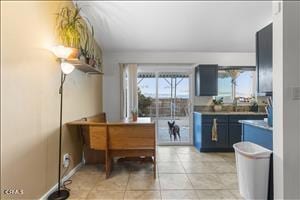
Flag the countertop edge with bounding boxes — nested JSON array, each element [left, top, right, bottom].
[[239, 120, 273, 131], [194, 111, 267, 116]]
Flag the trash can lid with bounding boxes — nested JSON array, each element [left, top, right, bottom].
[[233, 142, 272, 159]]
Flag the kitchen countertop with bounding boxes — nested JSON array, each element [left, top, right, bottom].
[[239, 120, 273, 131], [194, 111, 267, 115]]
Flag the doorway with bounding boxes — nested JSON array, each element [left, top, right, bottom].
[[137, 67, 193, 145]]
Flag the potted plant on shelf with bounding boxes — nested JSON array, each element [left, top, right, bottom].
[[79, 47, 90, 64], [55, 5, 89, 59], [212, 97, 223, 112], [79, 22, 96, 65], [249, 97, 258, 112], [131, 108, 138, 121], [95, 57, 103, 71]]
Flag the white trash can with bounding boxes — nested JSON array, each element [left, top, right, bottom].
[[233, 142, 272, 200]]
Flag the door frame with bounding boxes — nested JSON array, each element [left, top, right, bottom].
[[138, 65, 194, 146]]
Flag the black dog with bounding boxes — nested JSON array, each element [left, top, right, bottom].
[[167, 121, 180, 141]]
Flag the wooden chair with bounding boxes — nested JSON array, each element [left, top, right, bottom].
[[107, 124, 156, 178], [85, 113, 107, 123], [88, 124, 112, 178], [81, 113, 107, 165]]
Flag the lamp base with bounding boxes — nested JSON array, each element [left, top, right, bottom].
[[48, 189, 69, 200]]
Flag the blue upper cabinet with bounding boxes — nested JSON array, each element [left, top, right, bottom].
[[256, 23, 273, 96], [195, 65, 218, 96]]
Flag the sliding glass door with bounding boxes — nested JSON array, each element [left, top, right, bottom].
[[138, 71, 192, 145]]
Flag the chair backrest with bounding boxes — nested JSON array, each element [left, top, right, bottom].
[[89, 124, 108, 150], [86, 113, 107, 123]]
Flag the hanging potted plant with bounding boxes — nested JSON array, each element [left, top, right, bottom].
[[55, 5, 88, 59]]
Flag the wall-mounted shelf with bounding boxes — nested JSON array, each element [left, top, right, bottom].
[[66, 59, 103, 75]]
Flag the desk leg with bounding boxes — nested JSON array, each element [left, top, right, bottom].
[[105, 150, 109, 178], [105, 151, 112, 178], [153, 151, 156, 179], [78, 126, 85, 164]]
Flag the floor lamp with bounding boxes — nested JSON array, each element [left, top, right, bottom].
[[48, 46, 75, 200]]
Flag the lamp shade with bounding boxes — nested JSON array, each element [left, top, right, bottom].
[[51, 45, 72, 59], [61, 62, 75, 74]]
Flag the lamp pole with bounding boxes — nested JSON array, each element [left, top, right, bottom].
[[48, 46, 74, 200], [48, 71, 69, 200], [58, 71, 64, 193]]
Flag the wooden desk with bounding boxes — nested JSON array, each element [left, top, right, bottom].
[[68, 117, 156, 178]]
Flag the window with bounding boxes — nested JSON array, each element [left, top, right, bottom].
[[218, 71, 232, 98], [236, 71, 255, 98], [217, 69, 255, 103]]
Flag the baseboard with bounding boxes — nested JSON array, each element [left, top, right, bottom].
[[40, 162, 84, 200]]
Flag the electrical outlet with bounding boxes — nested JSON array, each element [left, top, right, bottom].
[[63, 153, 70, 168]]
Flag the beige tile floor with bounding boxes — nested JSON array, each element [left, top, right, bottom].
[[68, 146, 243, 200]]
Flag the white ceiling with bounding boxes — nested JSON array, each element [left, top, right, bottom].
[[75, 1, 272, 53]]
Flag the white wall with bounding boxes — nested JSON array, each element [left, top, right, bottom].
[[103, 51, 255, 121], [273, 1, 300, 199]]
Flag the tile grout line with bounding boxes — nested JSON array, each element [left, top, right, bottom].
[[176, 147, 202, 200], [158, 171, 163, 199], [78, 166, 108, 199], [157, 150, 163, 200], [84, 178, 99, 199], [176, 147, 238, 198], [123, 165, 133, 200], [71, 147, 238, 200]]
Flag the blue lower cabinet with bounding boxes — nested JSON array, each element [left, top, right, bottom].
[[201, 124, 228, 149], [229, 123, 242, 148], [242, 124, 273, 150], [193, 113, 202, 150], [193, 112, 267, 152], [194, 112, 230, 152]]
